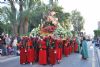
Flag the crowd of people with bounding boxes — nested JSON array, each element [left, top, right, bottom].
[[0, 33, 21, 56], [18, 35, 88, 65], [0, 32, 89, 65]]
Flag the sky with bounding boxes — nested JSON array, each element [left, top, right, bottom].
[[58, 0, 100, 36], [0, 0, 100, 36], [35, 0, 100, 36]]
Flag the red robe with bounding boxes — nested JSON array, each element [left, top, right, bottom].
[[64, 40, 69, 57], [68, 46, 70, 55], [27, 39, 35, 63], [39, 39, 47, 65], [62, 40, 66, 54], [32, 37, 39, 62], [55, 39, 62, 60], [68, 43, 72, 54], [27, 48, 35, 63], [48, 38, 56, 65], [20, 47, 27, 64], [70, 42, 73, 53], [49, 48, 56, 65], [74, 40, 78, 52]]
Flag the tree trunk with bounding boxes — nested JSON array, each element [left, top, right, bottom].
[[9, 0, 17, 36], [19, 19, 24, 35], [23, 17, 29, 34], [12, 23, 18, 36], [19, 0, 24, 35]]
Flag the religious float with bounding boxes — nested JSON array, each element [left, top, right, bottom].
[[30, 10, 72, 38]]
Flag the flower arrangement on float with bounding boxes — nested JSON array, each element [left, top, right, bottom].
[[30, 10, 72, 38]]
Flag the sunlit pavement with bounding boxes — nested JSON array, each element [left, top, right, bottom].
[[95, 46, 100, 67], [0, 41, 99, 67], [0, 55, 16, 60]]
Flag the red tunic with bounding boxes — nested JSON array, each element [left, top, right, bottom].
[[48, 38, 56, 65], [55, 39, 62, 60], [27, 48, 35, 63], [68, 42, 72, 54], [64, 40, 69, 57], [27, 39, 33, 46], [27, 39, 35, 63], [32, 37, 39, 62], [20, 47, 27, 64], [70, 42, 73, 53], [49, 48, 56, 65], [74, 40, 78, 52], [39, 39, 47, 64]]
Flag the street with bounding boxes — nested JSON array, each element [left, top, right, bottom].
[[0, 41, 99, 67]]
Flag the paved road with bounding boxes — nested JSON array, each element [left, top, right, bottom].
[[95, 46, 100, 67], [0, 41, 99, 67]]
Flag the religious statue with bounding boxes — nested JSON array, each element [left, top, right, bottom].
[[40, 10, 58, 34]]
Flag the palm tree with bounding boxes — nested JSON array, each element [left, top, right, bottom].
[[4, 0, 18, 36]]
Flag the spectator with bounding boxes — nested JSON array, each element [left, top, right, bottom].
[[16, 34, 21, 43], [12, 37, 18, 55], [81, 37, 88, 60], [5, 34, 11, 55]]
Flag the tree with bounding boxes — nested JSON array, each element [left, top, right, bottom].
[[1, 0, 71, 36], [2, 0, 42, 35], [49, 0, 58, 6], [18, 0, 42, 35], [51, 4, 71, 30], [1, 0, 19, 36], [9, 0, 18, 36], [48, 1, 71, 30], [70, 10, 84, 32], [29, 4, 49, 28], [0, 7, 12, 35], [94, 30, 100, 37]]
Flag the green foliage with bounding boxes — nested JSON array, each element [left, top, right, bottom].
[[52, 5, 70, 23], [29, 4, 49, 28], [2, 7, 16, 24], [94, 30, 100, 37], [0, 22, 4, 34], [0, 0, 72, 36], [20, 32, 31, 37], [0, 7, 2, 15], [30, 25, 40, 36], [51, 5, 71, 30], [0, 22, 12, 35], [0, 7, 12, 34], [53, 23, 72, 38], [70, 10, 84, 32]]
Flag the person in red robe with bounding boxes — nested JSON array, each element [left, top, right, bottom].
[[55, 38, 62, 63], [64, 38, 70, 57], [48, 37, 56, 65], [71, 40, 74, 53], [62, 39, 66, 55], [73, 38, 78, 52], [38, 37, 47, 65], [19, 37, 27, 64], [43, 36, 50, 64], [68, 40, 72, 55], [27, 37, 35, 64], [32, 35, 39, 62]]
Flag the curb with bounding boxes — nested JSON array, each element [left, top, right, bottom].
[[0, 56, 19, 63]]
